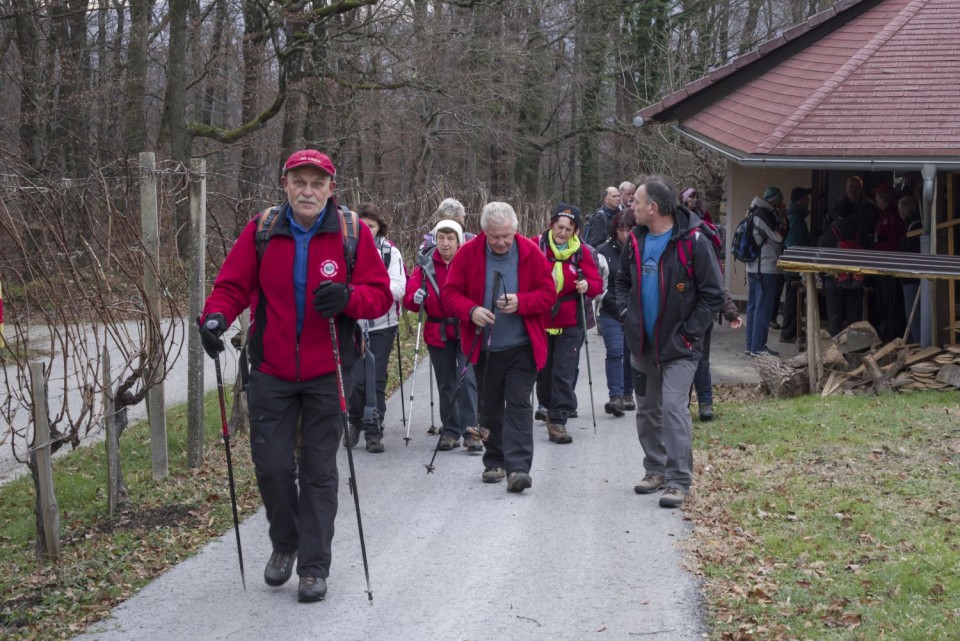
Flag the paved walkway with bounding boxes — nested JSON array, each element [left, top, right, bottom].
[[72, 319, 783, 641]]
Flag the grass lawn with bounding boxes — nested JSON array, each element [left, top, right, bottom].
[[689, 388, 960, 640]]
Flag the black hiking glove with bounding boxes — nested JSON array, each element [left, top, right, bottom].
[[199, 313, 227, 359], [313, 281, 351, 318]]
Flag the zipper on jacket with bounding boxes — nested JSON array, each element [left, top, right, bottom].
[[296, 338, 301, 382]]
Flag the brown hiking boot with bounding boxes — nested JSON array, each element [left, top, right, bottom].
[[633, 473, 665, 494], [297, 575, 327, 602], [437, 435, 459, 451], [604, 396, 625, 417], [463, 434, 484, 452], [546, 420, 572, 444], [482, 466, 505, 483]]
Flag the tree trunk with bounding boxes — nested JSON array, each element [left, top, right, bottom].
[[13, 0, 42, 171], [162, 0, 193, 258], [124, 0, 149, 157]]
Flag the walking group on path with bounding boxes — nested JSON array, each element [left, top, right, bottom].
[[197, 149, 735, 604]]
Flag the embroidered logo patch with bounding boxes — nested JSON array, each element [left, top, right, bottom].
[[320, 260, 339, 277], [676, 282, 685, 293]]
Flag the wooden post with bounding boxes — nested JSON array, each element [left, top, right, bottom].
[[101, 344, 120, 516], [187, 158, 207, 468], [140, 152, 168, 479], [29, 362, 60, 560], [804, 273, 822, 394]]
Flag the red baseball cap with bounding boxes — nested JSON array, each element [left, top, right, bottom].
[[283, 149, 336, 177]]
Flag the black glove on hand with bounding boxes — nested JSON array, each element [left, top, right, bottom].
[[198, 313, 227, 359], [313, 281, 351, 318]]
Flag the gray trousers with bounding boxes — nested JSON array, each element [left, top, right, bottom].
[[427, 341, 478, 439], [631, 350, 697, 492]]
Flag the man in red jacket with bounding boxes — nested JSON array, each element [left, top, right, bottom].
[[444, 202, 556, 492], [198, 149, 392, 603]]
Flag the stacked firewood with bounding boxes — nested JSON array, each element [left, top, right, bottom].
[[754, 321, 960, 397]]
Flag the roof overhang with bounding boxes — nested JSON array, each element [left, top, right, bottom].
[[675, 125, 960, 172]]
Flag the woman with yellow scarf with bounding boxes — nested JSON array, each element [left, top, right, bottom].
[[533, 203, 604, 444]]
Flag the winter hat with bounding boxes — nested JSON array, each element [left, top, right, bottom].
[[550, 202, 581, 230], [431, 219, 464, 246], [790, 187, 813, 203], [680, 187, 697, 202], [762, 186, 784, 206]]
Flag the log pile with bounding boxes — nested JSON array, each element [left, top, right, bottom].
[[757, 320, 960, 397]]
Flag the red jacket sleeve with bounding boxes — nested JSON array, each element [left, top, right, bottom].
[[580, 246, 604, 298], [516, 236, 558, 317], [404, 267, 426, 313], [202, 219, 260, 326]]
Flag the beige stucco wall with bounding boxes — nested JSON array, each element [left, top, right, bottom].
[[723, 161, 813, 300]]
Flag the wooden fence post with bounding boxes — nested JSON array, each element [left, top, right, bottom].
[[29, 361, 60, 560], [187, 158, 207, 468], [140, 152, 168, 479]]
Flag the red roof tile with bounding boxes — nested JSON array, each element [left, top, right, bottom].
[[640, 0, 960, 159]]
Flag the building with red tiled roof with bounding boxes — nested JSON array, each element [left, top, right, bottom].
[[637, 0, 960, 345]]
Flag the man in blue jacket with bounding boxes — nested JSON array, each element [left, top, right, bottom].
[[615, 176, 723, 508]]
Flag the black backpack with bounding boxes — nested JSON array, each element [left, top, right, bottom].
[[254, 204, 359, 278]]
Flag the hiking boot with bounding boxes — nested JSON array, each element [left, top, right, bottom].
[[546, 421, 572, 444], [604, 396, 625, 417], [437, 435, 459, 451], [534, 405, 547, 421], [463, 434, 484, 452], [659, 487, 686, 509], [297, 576, 327, 603], [506, 471, 532, 493], [343, 420, 361, 449], [264, 550, 297, 586], [698, 403, 714, 422], [365, 436, 385, 453], [622, 394, 636, 411], [482, 466, 505, 483], [633, 474, 665, 495]]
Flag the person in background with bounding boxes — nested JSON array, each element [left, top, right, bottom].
[[779, 187, 813, 344], [681, 186, 713, 225], [198, 149, 391, 602], [583, 186, 622, 248], [898, 195, 922, 343], [744, 187, 785, 356], [596, 208, 636, 417], [404, 220, 481, 452], [619, 181, 637, 209], [444, 202, 556, 492], [533, 203, 604, 444], [346, 203, 406, 453], [871, 184, 907, 342]]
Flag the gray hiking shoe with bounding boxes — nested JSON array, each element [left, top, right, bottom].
[[622, 394, 636, 411], [659, 487, 686, 509], [633, 474, 665, 495], [507, 471, 532, 493], [297, 576, 327, 602], [437, 435, 459, 451], [698, 403, 714, 422], [482, 466, 505, 483], [604, 396, 625, 417], [463, 434, 484, 452]]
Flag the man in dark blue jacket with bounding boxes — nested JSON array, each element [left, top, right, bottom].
[[615, 176, 723, 508]]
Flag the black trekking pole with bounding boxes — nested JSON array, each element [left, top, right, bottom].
[[210, 348, 246, 591], [425, 328, 484, 474], [577, 270, 598, 434], [427, 353, 437, 434], [471, 271, 503, 448], [328, 318, 373, 602], [395, 328, 407, 433]]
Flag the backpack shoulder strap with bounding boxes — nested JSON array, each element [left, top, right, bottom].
[[255, 206, 283, 262], [339, 206, 360, 280]]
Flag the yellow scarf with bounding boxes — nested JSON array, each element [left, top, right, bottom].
[[546, 232, 581, 335]]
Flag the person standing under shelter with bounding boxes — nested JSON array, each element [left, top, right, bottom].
[[198, 149, 392, 602], [404, 219, 481, 452], [898, 195, 923, 343], [616, 176, 723, 508], [744, 187, 785, 356], [871, 183, 907, 342], [444, 202, 556, 493], [779, 187, 813, 344]]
